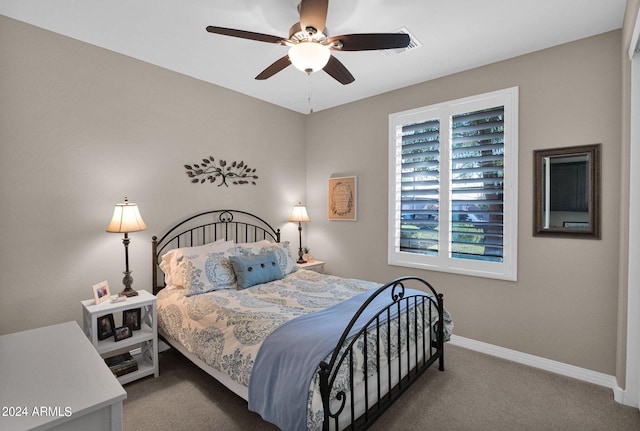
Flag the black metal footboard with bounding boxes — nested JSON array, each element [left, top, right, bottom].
[[318, 277, 445, 431]]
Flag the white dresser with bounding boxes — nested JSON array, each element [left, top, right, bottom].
[[0, 321, 126, 431]]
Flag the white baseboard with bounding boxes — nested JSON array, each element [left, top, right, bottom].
[[449, 335, 625, 403]]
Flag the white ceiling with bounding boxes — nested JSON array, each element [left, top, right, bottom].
[[0, 0, 627, 114]]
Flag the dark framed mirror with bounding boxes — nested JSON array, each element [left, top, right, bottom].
[[534, 144, 601, 239]]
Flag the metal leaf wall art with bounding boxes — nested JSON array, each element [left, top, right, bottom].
[[185, 156, 258, 187]]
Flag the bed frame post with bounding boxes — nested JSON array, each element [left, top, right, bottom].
[[318, 361, 331, 431], [151, 235, 158, 294], [437, 292, 445, 371]]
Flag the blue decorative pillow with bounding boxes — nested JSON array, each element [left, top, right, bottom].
[[231, 241, 298, 276], [229, 252, 283, 290]]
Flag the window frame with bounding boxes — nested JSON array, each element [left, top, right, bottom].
[[388, 87, 519, 281]]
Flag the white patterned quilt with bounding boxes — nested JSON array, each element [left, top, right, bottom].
[[157, 269, 379, 386], [157, 269, 451, 430]]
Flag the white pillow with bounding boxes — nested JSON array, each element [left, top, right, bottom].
[[160, 240, 235, 288], [233, 239, 271, 250]]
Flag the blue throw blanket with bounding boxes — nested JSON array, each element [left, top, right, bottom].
[[248, 287, 427, 431]]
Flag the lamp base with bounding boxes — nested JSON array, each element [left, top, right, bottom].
[[296, 247, 306, 264], [119, 288, 139, 297], [120, 270, 139, 297]]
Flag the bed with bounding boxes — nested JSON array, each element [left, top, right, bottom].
[[151, 209, 452, 430]]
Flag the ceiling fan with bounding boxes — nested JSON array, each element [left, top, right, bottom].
[[206, 0, 411, 85]]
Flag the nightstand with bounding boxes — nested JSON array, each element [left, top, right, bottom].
[[297, 260, 325, 273], [81, 289, 158, 384]]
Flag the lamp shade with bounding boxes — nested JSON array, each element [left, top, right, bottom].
[[289, 203, 310, 222], [106, 197, 147, 233], [288, 42, 330, 73]]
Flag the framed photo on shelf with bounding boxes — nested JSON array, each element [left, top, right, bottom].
[[123, 308, 141, 330], [92, 280, 111, 305], [97, 314, 115, 340], [328, 176, 357, 221], [113, 326, 132, 342]]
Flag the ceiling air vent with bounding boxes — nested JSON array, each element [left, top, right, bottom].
[[382, 27, 421, 56]]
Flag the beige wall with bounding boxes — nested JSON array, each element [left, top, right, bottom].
[[617, 0, 640, 387], [305, 30, 622, 375], [0, 15, 627, 378], [0, 16, 306, 335]]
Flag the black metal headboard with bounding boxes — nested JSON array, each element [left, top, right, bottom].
[[151, 209, 281, 294]]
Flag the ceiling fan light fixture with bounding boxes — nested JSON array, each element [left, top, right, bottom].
[[207, 0, 411, 84], [288, 42, 330, 73]]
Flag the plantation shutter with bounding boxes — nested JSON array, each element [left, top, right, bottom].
[[399, 119, 440, 255], [389, 87, 517, 280], [450, 106, 505, 262]]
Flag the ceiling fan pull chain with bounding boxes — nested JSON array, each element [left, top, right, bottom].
[[308, 75, 314, 114]]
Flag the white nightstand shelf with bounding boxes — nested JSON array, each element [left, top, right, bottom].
[[81, 290, 158, 384], [297, 260, 325, 273]]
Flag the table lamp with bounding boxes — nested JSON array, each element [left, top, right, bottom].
[[106, 197, 147, 297], [289, 202, 310, 263]]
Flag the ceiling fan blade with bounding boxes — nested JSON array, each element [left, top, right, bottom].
[[255, 56, 292, 80], [206, 26, 283, 44], [323, 55, 355, 85], [299, 0, 328, 33], [328, 33, 411, 51]]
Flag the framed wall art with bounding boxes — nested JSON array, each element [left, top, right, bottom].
[[328, 176, 357, 221]]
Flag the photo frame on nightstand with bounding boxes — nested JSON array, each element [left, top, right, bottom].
[[92, 280, 111, 305], [113, 326, 132, 342], [97, 314, 115, 340], [123, 308, 141, 331]]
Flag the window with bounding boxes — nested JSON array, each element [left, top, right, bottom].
[[388, 87, 518, 281]]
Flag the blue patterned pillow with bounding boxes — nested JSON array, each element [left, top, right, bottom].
[[229, 252, 283, 290], [178, 252, 236, 296]]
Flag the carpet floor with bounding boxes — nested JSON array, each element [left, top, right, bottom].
[[123, 344, 640, 430]]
